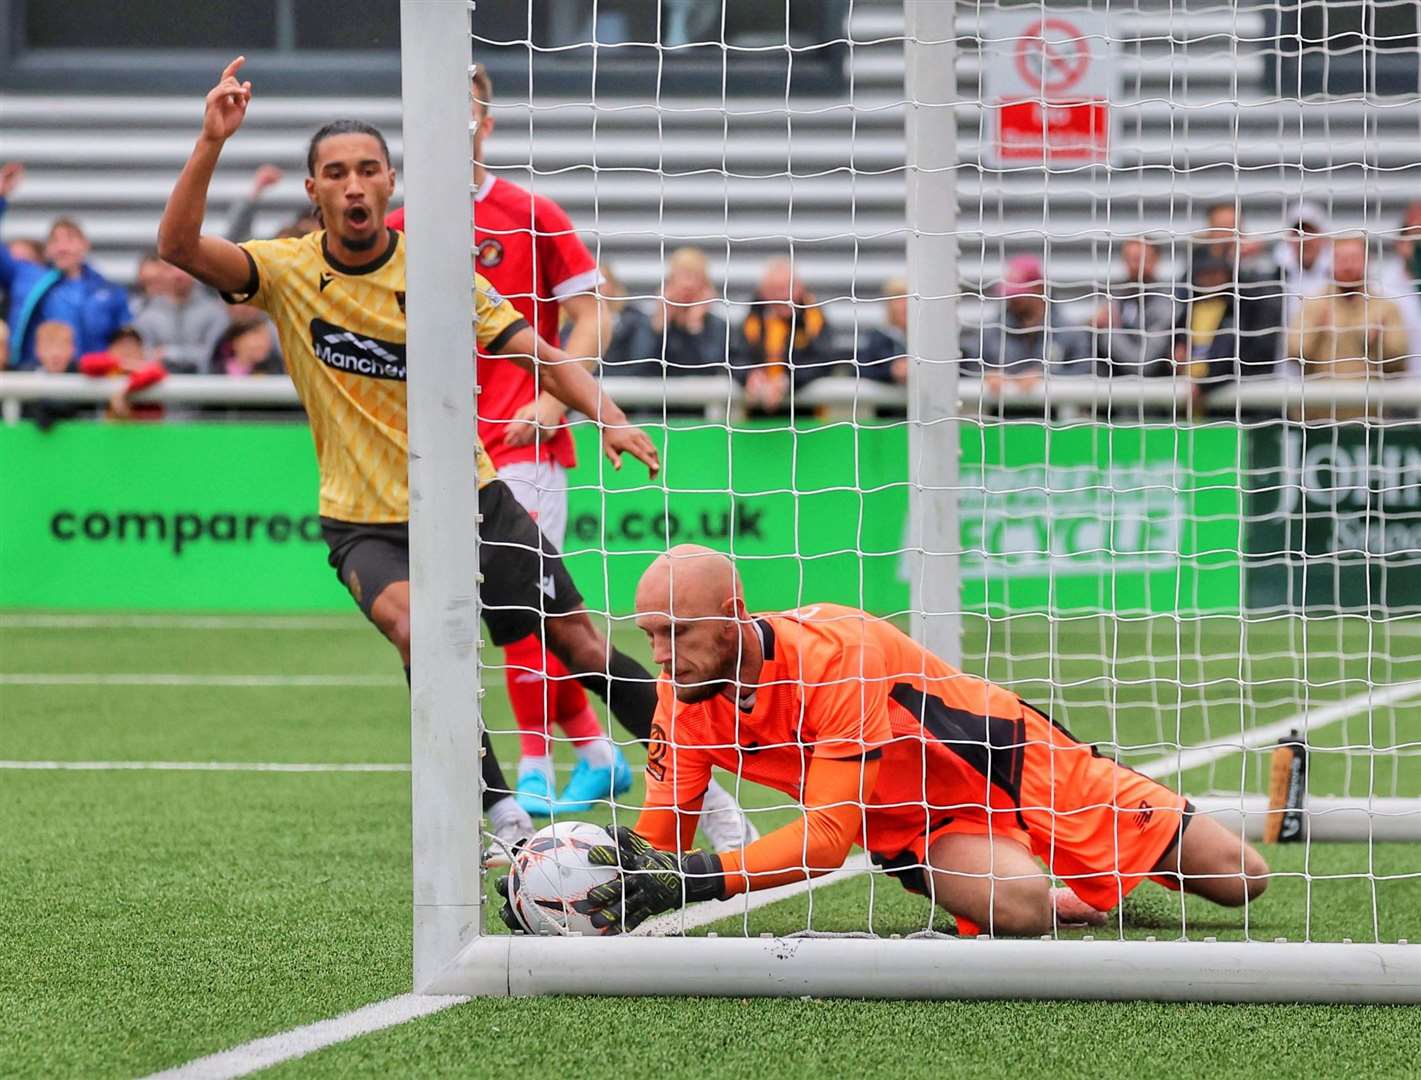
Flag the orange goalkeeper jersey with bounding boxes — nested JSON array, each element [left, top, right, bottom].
[[636, 604, 1055, 889]]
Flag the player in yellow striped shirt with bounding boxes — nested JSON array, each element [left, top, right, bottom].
[[157, 58, 668, 858]]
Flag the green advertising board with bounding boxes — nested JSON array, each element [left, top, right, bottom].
[[1245, 422, 1421, 612], [959, 423, 1242, 615], [0, 419, 1242, 616]]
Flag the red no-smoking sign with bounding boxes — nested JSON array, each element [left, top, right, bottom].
[[986, 10, 1115, 165], [1014, 18, 1091, 95]]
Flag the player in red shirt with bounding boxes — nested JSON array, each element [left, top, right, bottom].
[[389, 68, 753, 850], [508, 545, 1269, 936]]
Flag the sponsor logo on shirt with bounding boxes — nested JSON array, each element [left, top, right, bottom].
[[477, 238, 504, 268], [310, 317, 407, 381]]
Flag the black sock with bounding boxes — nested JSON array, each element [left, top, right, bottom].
[[406, 665, 511, 812], [575, 647, 657, 741]]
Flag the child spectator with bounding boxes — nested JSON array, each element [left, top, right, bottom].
[[212, 318, 282, 376], [31, 321, 166, 427]]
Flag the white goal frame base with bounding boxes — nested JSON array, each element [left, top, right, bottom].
[[399, 0, 1421, 1004], [421, 936, 1421, 1003]]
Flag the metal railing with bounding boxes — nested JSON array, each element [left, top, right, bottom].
[[5, 371, 1421, 425]]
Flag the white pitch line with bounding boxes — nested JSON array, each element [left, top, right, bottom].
[[0, 672, 403, 688], [634, 852, 874, 936], [116, 676, 1421, 1080], [0, 759, 409, 773], [1137, 678, 1421, 779], [139, 993, 468, 1080], [0, 613, 366, 631]]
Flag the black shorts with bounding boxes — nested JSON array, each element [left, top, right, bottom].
[[320, 479, 584, 646]]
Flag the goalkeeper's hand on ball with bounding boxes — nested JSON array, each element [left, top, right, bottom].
[[577, 825, 725, 934]]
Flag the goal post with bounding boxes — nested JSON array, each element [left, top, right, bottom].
[[399, 0, 485, 993], [905, 0, 962, 668], [400, 0, 1421, 1001]]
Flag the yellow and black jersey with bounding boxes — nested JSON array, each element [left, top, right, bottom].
[[223, 228, 527, 523]]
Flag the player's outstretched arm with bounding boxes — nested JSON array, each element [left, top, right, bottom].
[[157, 57, 259, 294], [567, 754, 877, 934], [496, 324, 661, 479]]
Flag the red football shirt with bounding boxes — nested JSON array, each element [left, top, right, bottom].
[[387, 174, 601, 470]]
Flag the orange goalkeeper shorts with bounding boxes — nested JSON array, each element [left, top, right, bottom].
[[873, 705, 1193, 914]]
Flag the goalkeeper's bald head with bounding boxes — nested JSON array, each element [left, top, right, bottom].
[[634, 545, 751, 704]]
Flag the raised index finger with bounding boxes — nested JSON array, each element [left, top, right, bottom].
[[221, 56, 247, 81]]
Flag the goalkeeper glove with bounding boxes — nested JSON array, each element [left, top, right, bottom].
[[577, 825, 725, 934], [493, 872, 525, 932]]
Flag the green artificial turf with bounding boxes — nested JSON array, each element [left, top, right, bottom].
[[2, 612, 1418, 1078]]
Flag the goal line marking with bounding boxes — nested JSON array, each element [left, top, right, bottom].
[[0, 613, 367, 631], [1136, 679, 1421, 779], [139, 993, 469, 1080], [0, 760, 411, 774], [0, 673, 404, 688]]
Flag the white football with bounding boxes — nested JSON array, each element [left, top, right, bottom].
[[508, 821, 618, 936]]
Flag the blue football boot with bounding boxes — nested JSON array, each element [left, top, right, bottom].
[[515, 768, 555, 818], [551, 747, 633, 813]]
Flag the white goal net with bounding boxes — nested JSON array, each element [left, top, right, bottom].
[[399, 0, 1421, 1000]]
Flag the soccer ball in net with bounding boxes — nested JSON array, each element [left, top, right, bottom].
[[507, 821, 618, 936]]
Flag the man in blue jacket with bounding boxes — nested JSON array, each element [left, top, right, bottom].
[[0, 162, 132, 369]]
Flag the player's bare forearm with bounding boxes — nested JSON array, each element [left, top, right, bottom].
[[499, 325, 659, 475], [503, 326, 621, 422], [717, 755, 876, 895], [158, 140, 247, 290], [157, 58, 257, 293], [559, 292, 610, 367]]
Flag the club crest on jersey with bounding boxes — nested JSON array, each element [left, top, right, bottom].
[[477, 238, 504, 267], [310, 317, 407, 381]]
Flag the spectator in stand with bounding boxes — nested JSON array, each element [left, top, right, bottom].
[[1381, 201, 1421, 371], [132, 250, 168, 311], [1177, 244, 1283, 387], [1275, 201, 1334, 334], [7, 237, 42, 263], [731, 256, 833, 415], [1201, 199, 1275, 280], [130, 257, 230, 373], [857, 275, 909, 385], [30, 321, 166, 428], [600, 260, 660, 379], [212, 318, 281, 376], [225, 164, 284, 242], [603, 249, 730, 382], [1092, 236, 1175, 377], [1289, 235, 1408, 383], [0, 164, 132, 369], [655, 246, 729, 376], [963, 255, 1093, 391]]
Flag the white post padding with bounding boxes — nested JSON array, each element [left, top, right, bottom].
[[904, 0, 961, 667], [1192, 796, 1421, 843], [428, 936, 1421, 1003], [400, 0, 483, 993]]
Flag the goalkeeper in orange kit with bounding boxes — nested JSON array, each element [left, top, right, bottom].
[[504, 544, 1270, 936]]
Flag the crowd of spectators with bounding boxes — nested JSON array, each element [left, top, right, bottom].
[[0, 159, 296, 424], [5, 147, 1421, 421]]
